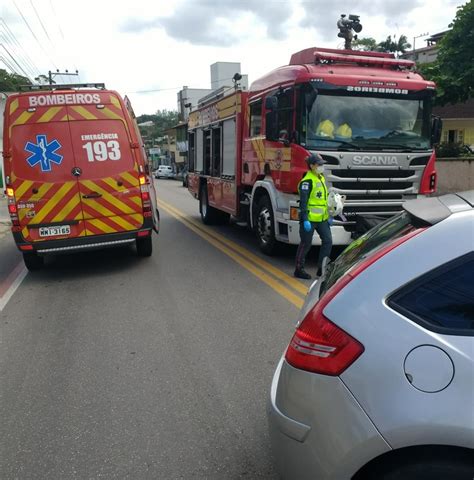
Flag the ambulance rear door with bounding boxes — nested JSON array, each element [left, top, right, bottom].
[[7, 96, 86, 243], [66, 93, 144, 237]]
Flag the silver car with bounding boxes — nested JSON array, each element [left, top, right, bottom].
[[268, 191, 474, 480]]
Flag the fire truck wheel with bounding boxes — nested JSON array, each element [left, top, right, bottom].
[[22, 252, 44, 271], [136, 236, 153, 257], [200, 185, 219, 225], [256, 196, 278, 255]]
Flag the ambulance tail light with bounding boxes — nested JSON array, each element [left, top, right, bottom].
[[139, 176, 152, 215], [6, 186, 20, 226]]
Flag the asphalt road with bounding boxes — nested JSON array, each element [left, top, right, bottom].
[[0, 179, 317, 479]]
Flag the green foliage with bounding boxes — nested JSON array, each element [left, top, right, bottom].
[[421, 2, 474, 105], [436, 142, 474, 158], [0, 69, 31, 91], [137, 109, 179, 144], [352, 37, 378, 51], [351, 35, 411, 55]]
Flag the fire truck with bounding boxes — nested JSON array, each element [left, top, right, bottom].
[[187, 46, 441, 255]]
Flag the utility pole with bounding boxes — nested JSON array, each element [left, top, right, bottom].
[[48, 69, 79, 85], [413, 32, 429, 53]]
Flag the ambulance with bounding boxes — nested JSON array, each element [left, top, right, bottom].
[[2, 83, 159, 270]]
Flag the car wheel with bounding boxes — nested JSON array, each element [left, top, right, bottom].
[[22, 252, 44, 271], [255, 195, 278, 255], [136, 236, 153, 257], [365, 458, 474, 480]]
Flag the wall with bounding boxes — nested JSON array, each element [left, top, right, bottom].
[[437, 158, 474, 193]]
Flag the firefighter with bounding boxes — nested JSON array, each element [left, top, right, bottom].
[[294, 153, 332, 279]]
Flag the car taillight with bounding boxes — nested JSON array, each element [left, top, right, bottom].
[[285, 227, 425, 376]]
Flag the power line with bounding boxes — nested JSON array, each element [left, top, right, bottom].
[[0, 31, 37, 78], [0, 19, 41, 76], [0, 43, 31, 78], [0, 55, 20, 75], [29, 0, 52, 43], [10, 0, 59, 70]]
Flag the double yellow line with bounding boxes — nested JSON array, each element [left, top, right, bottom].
[[158, 198, 308, 309]]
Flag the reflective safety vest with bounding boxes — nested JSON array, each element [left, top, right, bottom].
[[298, 170, 329, 222]]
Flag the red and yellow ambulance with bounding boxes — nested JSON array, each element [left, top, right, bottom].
[[2, 84, 159, 270]]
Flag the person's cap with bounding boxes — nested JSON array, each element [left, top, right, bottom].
[[306, 153, 326, 166]]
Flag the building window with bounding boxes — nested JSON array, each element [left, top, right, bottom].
[[249, 100, 262, 137], [447, 129, 465, 143]]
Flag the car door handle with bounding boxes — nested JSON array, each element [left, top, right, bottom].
[[82, 193, 102, 199]]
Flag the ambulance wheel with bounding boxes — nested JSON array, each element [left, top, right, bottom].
[[200, 185, 220, 225], [256, 195, 278, 256], [22, 252, 44, 271], [136, 236, 153, 257]]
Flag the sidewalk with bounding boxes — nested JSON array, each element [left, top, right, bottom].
[[0, 194, 11, 227]]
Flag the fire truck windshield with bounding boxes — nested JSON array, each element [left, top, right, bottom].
[[300, 91, 432, 151]]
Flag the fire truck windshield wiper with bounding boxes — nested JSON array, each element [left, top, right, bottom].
[[362, 142, 428, 152], [313, 138, 361, 150]]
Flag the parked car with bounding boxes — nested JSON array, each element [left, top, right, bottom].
[[182, 169, 188, 187], [268, 191, 474, 480], [154, 165, 174, 179]]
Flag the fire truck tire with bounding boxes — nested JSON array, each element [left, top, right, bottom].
[[256, 195, 278, 255], [136, 236, 153, 257], [22, 252, 44, 271], [200, 185, 220, 225]]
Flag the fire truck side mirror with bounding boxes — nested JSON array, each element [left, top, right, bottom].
[[265, 95, 278, 111], [431, 116, 443, 145], [265, 111, 278, 141]]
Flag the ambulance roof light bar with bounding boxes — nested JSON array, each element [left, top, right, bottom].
[[19, 83, 106, 92]]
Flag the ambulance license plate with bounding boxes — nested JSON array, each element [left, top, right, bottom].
[[38, 225, 71, 237]]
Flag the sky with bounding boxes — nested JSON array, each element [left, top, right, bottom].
[[0, 0, 463, 116]]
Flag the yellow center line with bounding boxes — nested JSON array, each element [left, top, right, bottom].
[[158, 198, 309, 297], [159, 202, 306, 310]]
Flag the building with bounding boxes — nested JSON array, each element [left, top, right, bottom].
[[403, 30, 474, 153], [433, 100, 474, 150], [177, 62, 248, 121], [402, 31, 448, 65]]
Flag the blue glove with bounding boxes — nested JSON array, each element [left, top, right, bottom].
[[303, 220, 311, 232], [328, 217, 334, 226]]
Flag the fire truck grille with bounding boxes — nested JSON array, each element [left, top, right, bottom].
[[335, 169, 413, 178], [332, 180, 413, 190]]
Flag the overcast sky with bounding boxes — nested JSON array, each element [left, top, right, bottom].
[[1, 0, 462, 115]]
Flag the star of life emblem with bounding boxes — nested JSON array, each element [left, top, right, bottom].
[[25, 135, 63, 172]]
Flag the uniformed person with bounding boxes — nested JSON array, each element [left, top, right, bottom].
[[294, 153, 333, 279]]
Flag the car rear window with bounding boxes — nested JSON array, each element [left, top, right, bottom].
[[320, 212, 421, 296], [388, 253, 474, 335]]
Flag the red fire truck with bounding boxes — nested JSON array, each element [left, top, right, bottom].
[[187, 47, 441, 254]]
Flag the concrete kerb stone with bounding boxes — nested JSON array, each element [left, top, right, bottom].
[[0, 195, 11, 226]]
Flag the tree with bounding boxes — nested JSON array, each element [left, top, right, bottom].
[[420, 2, 474, 105], [377, 35, 411, 55], [352, 37, 378, 51], [137, 109, 179, 144], [0, 69, 31, 91]]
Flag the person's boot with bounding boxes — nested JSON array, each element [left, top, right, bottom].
[[294, 267, 311, 279]]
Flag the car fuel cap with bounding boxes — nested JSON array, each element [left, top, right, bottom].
[[404, 345, 454, 393]]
